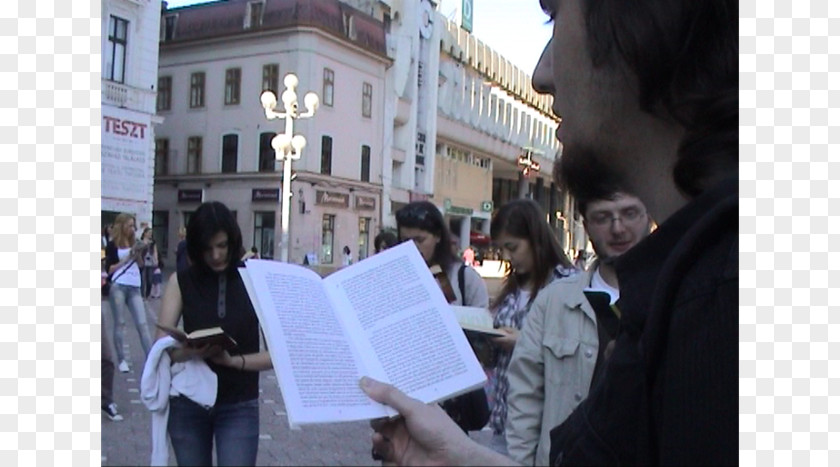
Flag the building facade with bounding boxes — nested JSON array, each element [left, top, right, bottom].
[[154, 0, 390, 267], [102, 0, 164, 232], [153, 0, 588, 268]]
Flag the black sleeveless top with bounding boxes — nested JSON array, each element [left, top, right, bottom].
[[177, 265, 260, 404]]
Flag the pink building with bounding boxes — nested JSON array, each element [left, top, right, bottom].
[[152, 0, 587, 270]]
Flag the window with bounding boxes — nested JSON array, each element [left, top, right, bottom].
[[189, 72, 205, 108], [360, 145, 371, 182], [262, 64, 279, 94], [154, 138, 169, 176], [162, 15, 177, 41], [183, 211, 193, 229], [322, 68, 334, 107], [224, 68, 241, 105], [259, 132, 277, 172], [321, 214, 335, 263], [254, 211, 275, 260], [358, 217, 371, 261], [247, 1, 264, 28], [221, 134, 238, 173], [320, 135, 333, 175], [106, 16, 128, 83], [152, 211, 169, 257], [187, 136, 202, 174], [362, 82, 372, 118], [157, 76, 172, 111]]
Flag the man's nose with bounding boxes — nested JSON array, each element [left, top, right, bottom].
[[532, 39, 554, 94], [610, 218, 629, 234]]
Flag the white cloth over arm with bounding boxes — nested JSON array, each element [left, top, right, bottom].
[[140, 336, 218, 466]]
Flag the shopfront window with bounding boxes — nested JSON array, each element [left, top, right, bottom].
[[358, 217, 370, 261], [321, 214, 335, 263], [254, 211, 275, 260]]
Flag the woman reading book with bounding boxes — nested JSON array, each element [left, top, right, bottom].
[[154, 201, 272, 466], [394, 201, 491, 437], [483, 199, 577, 456]]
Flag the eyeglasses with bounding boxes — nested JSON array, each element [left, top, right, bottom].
[[587, 208, 646, 227]]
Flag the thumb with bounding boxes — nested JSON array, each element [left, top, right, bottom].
[[359, 376, 419, 415]]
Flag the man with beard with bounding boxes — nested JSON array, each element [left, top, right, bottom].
[[504, 191, 651, 466], [358, 0, 737, 464]]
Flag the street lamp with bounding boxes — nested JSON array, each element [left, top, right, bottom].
[[260, 73, 319, 262]]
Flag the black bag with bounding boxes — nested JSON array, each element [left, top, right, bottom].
[[440, 264, 491, 432], [441, 386, 491, 432]]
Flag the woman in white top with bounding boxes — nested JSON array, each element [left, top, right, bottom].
[[104, 212, 153, 373]]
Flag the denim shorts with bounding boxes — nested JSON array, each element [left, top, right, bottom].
[[168, 396, 260, 466]]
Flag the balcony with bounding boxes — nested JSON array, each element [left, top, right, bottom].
[[102, 80, 156, 112]]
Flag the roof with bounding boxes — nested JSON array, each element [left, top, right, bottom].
[[162, 0, 387, 56]]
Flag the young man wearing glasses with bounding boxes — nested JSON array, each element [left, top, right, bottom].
[[504, 191, 650, 466]]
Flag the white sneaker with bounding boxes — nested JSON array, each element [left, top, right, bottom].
[[118, 360, 129, 373], [102, 403, 124, 421]]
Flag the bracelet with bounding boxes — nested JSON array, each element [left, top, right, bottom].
[[239, 354, 246, 371]]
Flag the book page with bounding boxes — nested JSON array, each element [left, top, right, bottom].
[[324, 242, 487, 405], [241, 260, 387, 426], [451, 306, 506, 336]]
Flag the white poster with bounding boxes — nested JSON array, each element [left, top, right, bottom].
[[101, 107, 151, 205]]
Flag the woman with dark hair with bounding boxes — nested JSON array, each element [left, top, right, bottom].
[[395, 201, 490, 434], [154, 201, 272, 466], [483, 199, 576, 455], [395, 201, 489, 308], [373, 230, 398, 254]]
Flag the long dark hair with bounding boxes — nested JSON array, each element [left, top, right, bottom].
[[489, 199, 572, 310], [186, 201, 244, 274], [395, 201, 458, 270], [582, 0, 738, 196]]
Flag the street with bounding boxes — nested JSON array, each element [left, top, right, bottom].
[[101, 271, 497, 465]]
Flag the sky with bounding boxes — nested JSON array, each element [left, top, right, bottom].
[[163, 0, 553, 74]]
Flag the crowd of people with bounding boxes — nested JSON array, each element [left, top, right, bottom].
[[102, 0, 736, 464]]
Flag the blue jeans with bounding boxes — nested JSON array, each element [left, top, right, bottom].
[[168, 396, 260, 466], [108, 283, 153, 362]]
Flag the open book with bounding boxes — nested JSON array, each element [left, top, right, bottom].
[[239, 241, 487, 426], [451, 306, 506, 337], [155, 324, 238, 351]]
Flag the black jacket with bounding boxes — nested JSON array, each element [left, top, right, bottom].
[[549, 178, 738, 466]]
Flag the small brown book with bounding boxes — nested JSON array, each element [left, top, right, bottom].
[[156, 324, 238, 351]]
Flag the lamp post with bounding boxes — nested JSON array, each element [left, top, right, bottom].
[[260, 73, 319, 262]]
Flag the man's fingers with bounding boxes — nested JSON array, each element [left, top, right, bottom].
[[359, 376, 420, 416]]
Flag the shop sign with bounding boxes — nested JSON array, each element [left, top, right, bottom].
[[355, 196, 376, 210], [178, 189, 203, 203], [316, 190, 349, 208], [252, 188, 280, 202], [446, 205, 474, 216]]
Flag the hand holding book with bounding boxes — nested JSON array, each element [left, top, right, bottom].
[[155, 323, 239, 351]]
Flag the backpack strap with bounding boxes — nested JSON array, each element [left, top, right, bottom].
[[458, 264, 466, 306]]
